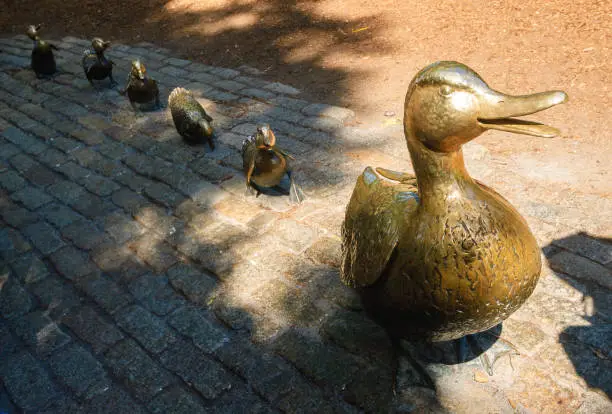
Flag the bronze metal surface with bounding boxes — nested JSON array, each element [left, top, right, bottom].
[[341, 61, 568, 341]]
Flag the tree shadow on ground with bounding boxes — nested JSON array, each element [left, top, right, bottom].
[[1, 0, 390, 108], [544, 232, 612, 398]]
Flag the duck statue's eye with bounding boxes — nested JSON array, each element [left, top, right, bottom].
[[439, 85, 453, 97]]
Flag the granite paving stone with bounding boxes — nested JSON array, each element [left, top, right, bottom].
[[48, 342, 110, 399], [1, 351, 61, 411], [84, 386, 148, 414], [0, 228, 32, 262], [9, 252, 49, 284], [62, 305, 125, 354], [11, 310, 72, 357], [160, 339, 235, 400], [11, 185, 54, 210], [76, 271, 134, 315], [115, 304, 177, 353], [0, 271, 35, 319], [148, 386, 207, 414], [0, 35, 610, 414], [103, 339, 177, 402]]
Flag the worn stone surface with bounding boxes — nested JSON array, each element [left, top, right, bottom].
[[0, 35, 610, 414]]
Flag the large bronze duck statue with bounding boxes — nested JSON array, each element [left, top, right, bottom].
[[242, 125, 305, 203], [168, 87, 215, 149], [26, 25, 58, 78], [120, 60, 160, 111], [82, 37, 117, 87], [341, 61, 567, 371]]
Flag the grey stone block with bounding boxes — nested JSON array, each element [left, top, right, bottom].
[[0, 271, 34, 319], [39, 202, 83, 228], [23, 221, 65, 255], [11, 185, 54, 210], [0, 170, 27, 192], [48, 342, 110, 398], [111, 187, 149, 214], [148, 386, 206, 414], [84, 385, 148, 414], [10, 252, 49, 284], [1, 351, 61, 411], [61, 218, 109, 250], [160, 339, 234, 400], [103, 339, 176, 402], [302, 103, 355, 122], [49, 245, 98, 281], [128, 273, 186, 316], [47, 180, 86, 205], [62, 305, 125, 354], [549, 250, 612, 290], [116, 304, 177, 353], [144, 181, 187, 208], [167, 263, 217, 307], [168, 306, 230, 353], [77, 272, 134, 315], [1, 204, 38, 228], [29, 273, 82, 317], [271, 328, 360, 390], [12, 310, 72, 357]]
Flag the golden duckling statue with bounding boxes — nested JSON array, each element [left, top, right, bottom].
[[26, 25, 59, 78], [242, 125, 305, 203], [341, 61, 567, 371], [120, 60, 160, 111]]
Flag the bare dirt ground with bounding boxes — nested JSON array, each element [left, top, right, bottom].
[[2, 0, 610, 204]]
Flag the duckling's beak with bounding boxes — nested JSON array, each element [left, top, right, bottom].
[[103, 41, 111, 49], [478, 90, 567, 137], [266, 129, 277, 147]]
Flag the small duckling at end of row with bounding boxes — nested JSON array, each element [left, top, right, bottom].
[[27, 24, 59, 78], [168, 87, 215, 150], [242, 125, 305, 204], [82, 37, 116, 87], [121, 60, 160, 110]]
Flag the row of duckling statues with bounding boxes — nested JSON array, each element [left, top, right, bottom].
[[25, 25, 569, 375], [26, 25, 304, 203]]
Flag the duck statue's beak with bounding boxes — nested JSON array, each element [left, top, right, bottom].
[[477, 89, 568, 138]]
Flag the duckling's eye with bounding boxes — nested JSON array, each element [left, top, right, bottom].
[[439, 85, 453, 97]]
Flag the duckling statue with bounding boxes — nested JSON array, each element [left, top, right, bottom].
[[168, 87, 214, 149], [242, 125, 305, 203], [121, 60, 160, 111], [26, 25, 58, 78], [341, 61, 567, 372], [82, 37, 116, 87]]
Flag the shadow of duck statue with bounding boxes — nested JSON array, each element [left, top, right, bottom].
[[341, 61, 568, 374]]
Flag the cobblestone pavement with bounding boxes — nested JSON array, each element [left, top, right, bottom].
[[1, 35, 611, 413]]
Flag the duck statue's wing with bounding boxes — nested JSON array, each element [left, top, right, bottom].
[[341, 167, 419, 288]]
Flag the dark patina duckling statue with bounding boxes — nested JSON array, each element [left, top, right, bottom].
[[168, 87, 214, 149], [341, 61, 567, 372], [82, 37, 116, 87], [121, 60, 160, 111], [26, 25, 58, 78], [242, 125, 305, 203]]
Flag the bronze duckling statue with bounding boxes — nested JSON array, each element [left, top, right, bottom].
[[341, 61, 567, 372], [82, 37, 116, 87], [121, 60, 160, 110], [26, 25, 58, 78], [242, 125, 305, 203], [168, 87, 214, 149]]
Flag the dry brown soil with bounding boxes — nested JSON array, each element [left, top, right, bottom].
[[2, 0, 611, 197]]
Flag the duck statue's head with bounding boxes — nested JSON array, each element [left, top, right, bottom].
[[404, 61, 568, 153]]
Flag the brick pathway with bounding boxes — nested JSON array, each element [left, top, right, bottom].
[[1, 35, 611, 413]]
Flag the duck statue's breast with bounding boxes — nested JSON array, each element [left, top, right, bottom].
[[361, 181, 541, 341]]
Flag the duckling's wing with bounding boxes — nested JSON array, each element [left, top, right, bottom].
[[341, 166, 418, 288]]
